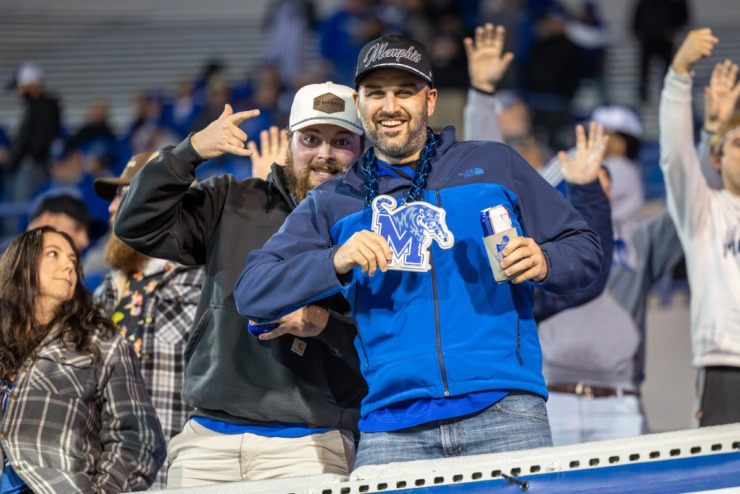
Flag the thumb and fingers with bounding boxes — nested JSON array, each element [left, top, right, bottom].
[[705, 60, 740, 131], [498, 237, 547, 283], [256, 308, 305, 341], [228, 107, 261, 126], [674, 28, 718, 73], [247, 126, 288, 180], [464, 23, 513, 91], [559, 122, 607, 184], [192, 105, 260, 159], [334, 231, 391, 276]]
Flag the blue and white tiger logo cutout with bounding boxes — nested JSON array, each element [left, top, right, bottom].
[[371, 194, 454, 272]]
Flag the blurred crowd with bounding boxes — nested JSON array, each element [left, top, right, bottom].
[[1, 0, 691, 277]]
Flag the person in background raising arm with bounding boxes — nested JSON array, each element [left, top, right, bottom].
[[659, 28, 740, 427]]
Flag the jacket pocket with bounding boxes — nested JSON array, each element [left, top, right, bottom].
[[184, 308, 212, 364], [12, 393, 98, 471], [493, 393, 548, 422]]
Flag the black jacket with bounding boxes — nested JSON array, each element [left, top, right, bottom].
[[6, 93, 61, 172], [114, 137, 365, 431]]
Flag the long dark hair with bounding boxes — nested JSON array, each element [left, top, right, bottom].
[[0, 226, 116, 381]]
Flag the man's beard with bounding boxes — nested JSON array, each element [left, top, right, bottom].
[[284, 146, 345, 203], [360, 103, 429, 161], [104, 233, 149, 275]]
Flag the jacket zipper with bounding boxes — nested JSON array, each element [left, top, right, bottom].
[[353, 289, 370, 367], [433, 190, 450, 396], [509, 284, 524, 365]]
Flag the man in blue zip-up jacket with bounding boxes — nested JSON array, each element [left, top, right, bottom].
[[235, 34, 603, 469]]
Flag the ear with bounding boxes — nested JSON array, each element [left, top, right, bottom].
[[427, 88, 438, 118], [710, 151, 723, 174]]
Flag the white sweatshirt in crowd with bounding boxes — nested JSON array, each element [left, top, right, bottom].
[[659, 68, 740, 368]]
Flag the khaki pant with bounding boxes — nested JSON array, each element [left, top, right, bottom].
[[166, 419, 355, 488]]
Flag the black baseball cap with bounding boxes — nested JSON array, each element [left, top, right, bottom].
[[354, 34, 434, 89], [30, 192, 92, 230], [94, 151, 156, 201]]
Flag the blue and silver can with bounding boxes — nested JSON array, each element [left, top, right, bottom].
[[247, 322, 279, 337], [481, 205, 517, 283], [480, 205, 513, 236]]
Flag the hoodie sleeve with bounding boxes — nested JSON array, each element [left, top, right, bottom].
[[463, 88, 504, 142], [659, 68, 713, 241], [113, 137, 227, 266], [507, 146, 604, 294], [534, 179, 613, 320]]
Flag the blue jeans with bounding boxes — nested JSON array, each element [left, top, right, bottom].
[[354, 393, 552, 469]]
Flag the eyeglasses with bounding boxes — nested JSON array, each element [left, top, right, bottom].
[[116, 185, 130, 198]]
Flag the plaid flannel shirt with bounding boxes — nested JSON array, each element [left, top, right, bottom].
[[0, 327, 165, 493], [94, 262, 204, 489]]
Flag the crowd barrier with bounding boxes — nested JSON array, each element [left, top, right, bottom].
[[153, 423, 740, 493]]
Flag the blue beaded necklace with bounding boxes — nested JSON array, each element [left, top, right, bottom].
[[361, 128, 439, 206]]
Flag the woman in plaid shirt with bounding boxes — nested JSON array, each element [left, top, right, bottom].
[[0, 227, 165, 493]]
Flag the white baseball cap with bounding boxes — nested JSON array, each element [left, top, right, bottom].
[[591, 105, 643, 139], [289, 82, 363, 135], [17, 62, 44, 86]]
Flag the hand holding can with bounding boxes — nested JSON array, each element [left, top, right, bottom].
[[481, 205, 519, 283], [247, 322, 279, 337]]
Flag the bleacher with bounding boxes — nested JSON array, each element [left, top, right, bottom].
[[2, 0, 740, 136], [0, 0, 272, 133]]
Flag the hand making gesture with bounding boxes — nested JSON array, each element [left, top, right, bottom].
[[704, 59, 740, 135], [333, 230, 391, 277], [558, 121, 609, 185], [190, 104, 261, 159], [247, 125, 289, 180], [464, 23, 515, 94]]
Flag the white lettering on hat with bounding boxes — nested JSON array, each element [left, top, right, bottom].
[[362, 42, 422, 68]]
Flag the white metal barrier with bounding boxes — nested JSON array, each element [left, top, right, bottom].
[[154, 423, 740, 493]]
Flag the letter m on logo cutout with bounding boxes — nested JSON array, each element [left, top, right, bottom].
[[371, 195, 454, 272]]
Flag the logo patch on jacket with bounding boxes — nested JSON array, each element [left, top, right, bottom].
[[371, 195, 454, 272], [291, 338, 307, 356], [459, 167, 484, 178]]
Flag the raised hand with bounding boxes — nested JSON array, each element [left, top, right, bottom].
[[254, 305, 330, 341], [672, 28, 718, 75], [463, 23, 515, 93], [190, 104, 261, 160], [704, 59, 740, 134], [247, 126, 288, 180], [333, 230, 391, 276], [558, 121, 609, 185]]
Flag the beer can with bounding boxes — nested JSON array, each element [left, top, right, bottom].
[[480, 205, 513, 237]]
